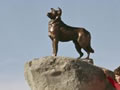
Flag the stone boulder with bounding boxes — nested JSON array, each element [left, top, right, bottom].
[[24, 56, 115, 90]]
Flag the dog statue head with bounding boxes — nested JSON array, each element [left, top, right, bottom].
[[47, 8, 62, 20]]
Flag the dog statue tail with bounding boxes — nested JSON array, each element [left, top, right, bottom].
[[90, 47, 94, 53]]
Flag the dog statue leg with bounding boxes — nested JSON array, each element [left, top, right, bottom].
[[73, 40, 83, 59], [86, 52, 90, 59], [52, 39, 58, 56], [83, 48, 90, 59]]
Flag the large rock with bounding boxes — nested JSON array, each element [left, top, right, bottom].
[[24, 56, 115, 90]]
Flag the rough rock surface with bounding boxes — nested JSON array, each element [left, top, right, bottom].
[[24, 56, 115, 90]]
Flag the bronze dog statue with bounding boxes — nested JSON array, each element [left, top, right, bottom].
[[47, 8, 94, 59]]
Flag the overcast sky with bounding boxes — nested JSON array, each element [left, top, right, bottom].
[[0, 0, 120, 90]]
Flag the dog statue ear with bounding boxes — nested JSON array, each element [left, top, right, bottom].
[[58, 7, 62, 16], [51, 8, 55, 11]]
